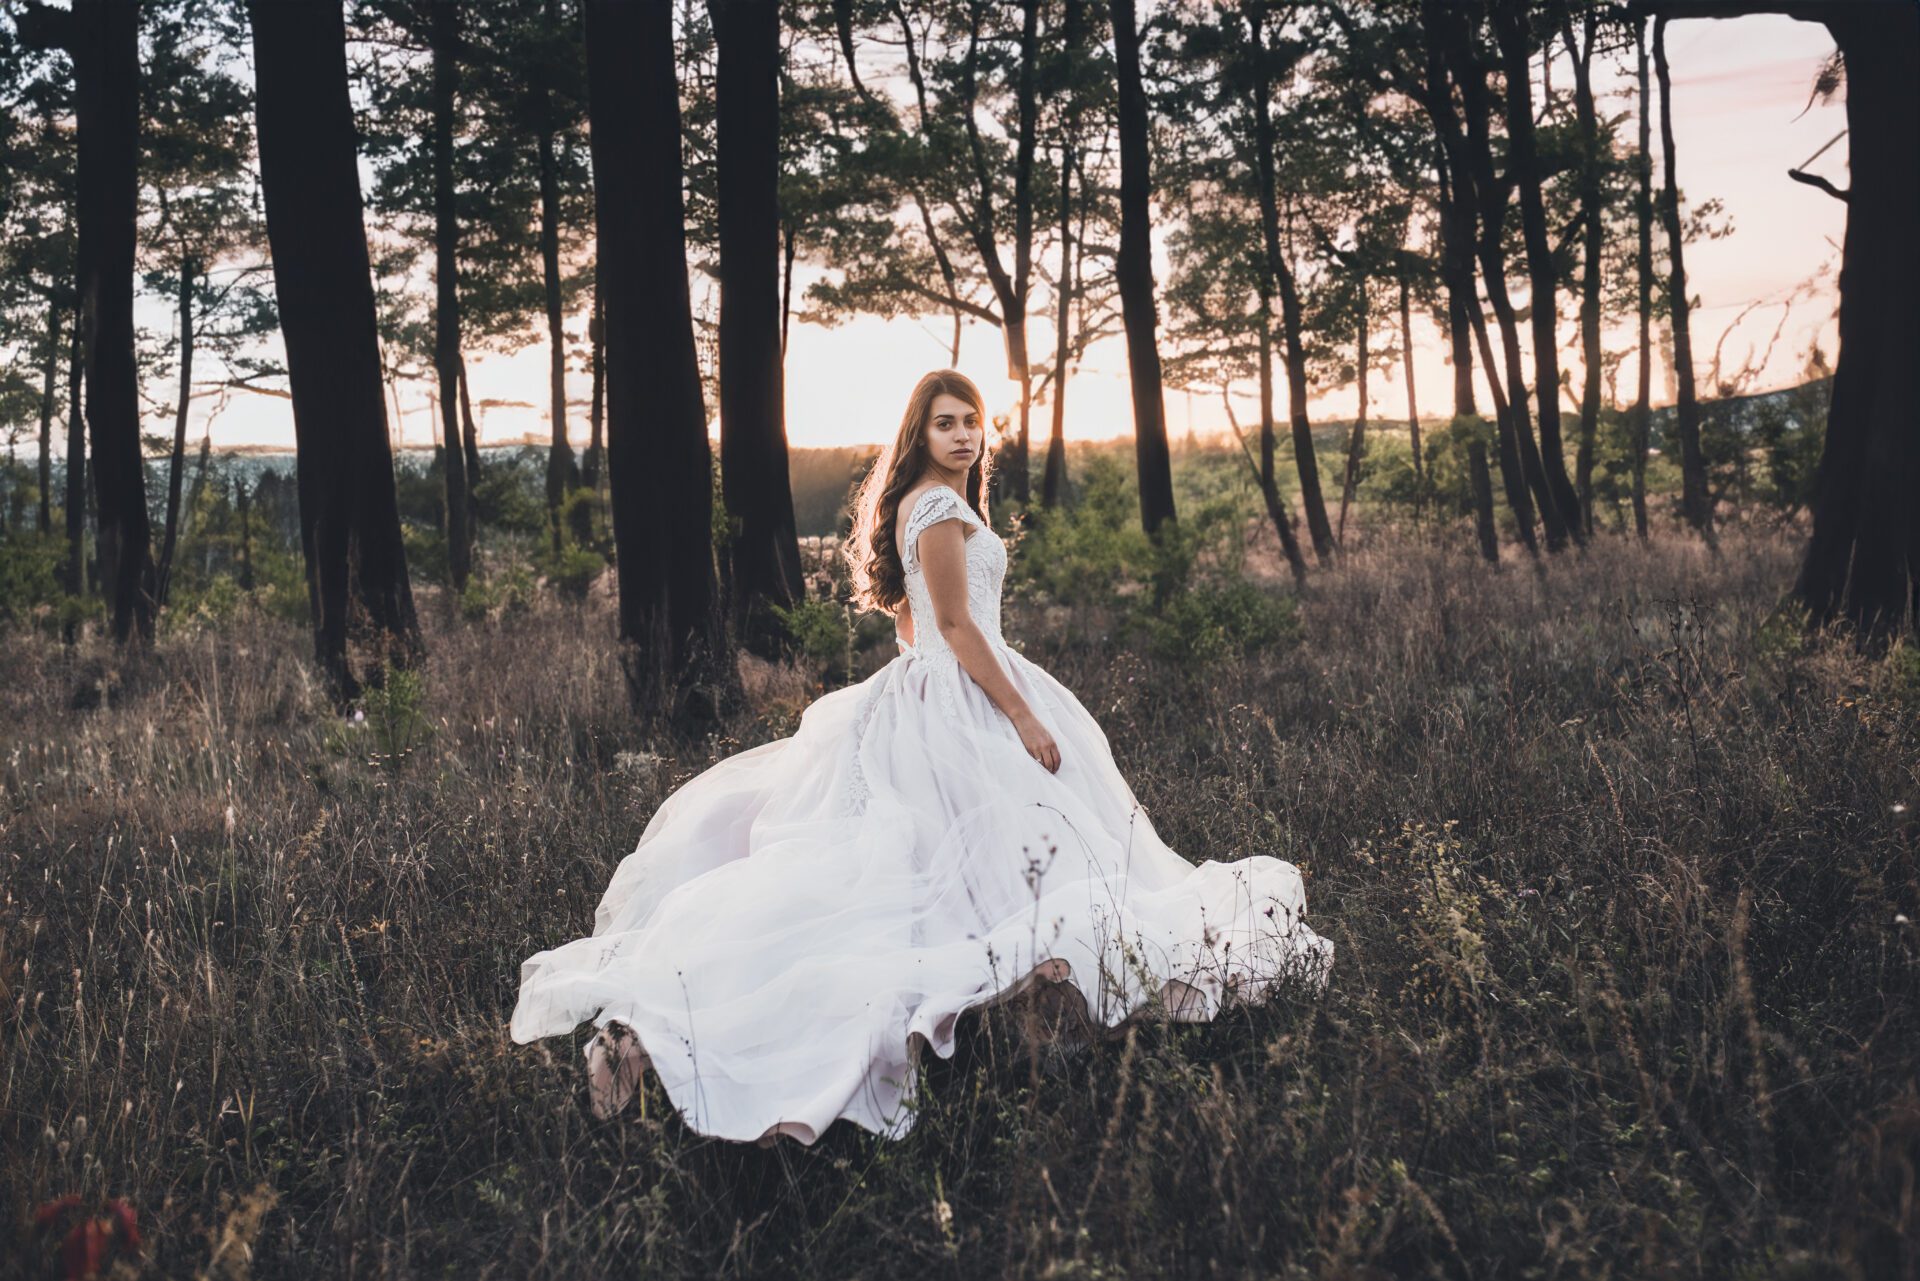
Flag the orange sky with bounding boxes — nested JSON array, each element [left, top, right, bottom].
[[149, 12, 1846, 456]]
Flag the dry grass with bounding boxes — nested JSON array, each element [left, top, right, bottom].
[[2, 523, 1916, 1279]]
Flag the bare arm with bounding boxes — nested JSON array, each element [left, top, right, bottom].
[[917, 517, 1060, 771]]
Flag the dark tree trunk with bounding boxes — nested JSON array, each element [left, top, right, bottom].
[[957, 0, 1037, 511], [36, 301, 59, 536], [73, 0, 154, 643], [588, 0, 724, 712], [1245, 0, 1332, 564], [1108, 0, 1176, 536], [1495, 0, 1583, 542], [1399, 275, 1424, 513], [250, 0, 422, 696], [1043, 0, 1081, 513], [457, 355, 482, 487], [1444, 6, 1565, 552], [430, 0, 471, 591], [584, 274, 604, 489], [65, 296, 86, 597], [710, 0, 803, 654], [1791, 5, 1919, 636], [1257, 306, 1309, 581], [1632, 18, 1653, 540], [1653, 16, 1715, 542], [1566, 10, 1604, 537], [539, 0, 575, 545], [1338, 287, 1368, 544], [1418, 18, 1500, 563], [156, 257, 195, 607]]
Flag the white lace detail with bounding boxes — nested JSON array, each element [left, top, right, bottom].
[[898, 487, 1008, 665], [840, 672, 890, 817]]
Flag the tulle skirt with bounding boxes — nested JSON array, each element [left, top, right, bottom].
[[509, 638, 1334, 1144]]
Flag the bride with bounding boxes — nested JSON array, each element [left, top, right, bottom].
[[510, 369, 1333, 1145]]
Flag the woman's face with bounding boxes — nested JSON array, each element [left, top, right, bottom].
[[925, 392, 982, 475]]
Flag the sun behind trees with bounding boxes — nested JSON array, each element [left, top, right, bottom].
[[0, 0, 1909, 706]]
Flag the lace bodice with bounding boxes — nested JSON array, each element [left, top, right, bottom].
[[897, 486, 1007, 660]]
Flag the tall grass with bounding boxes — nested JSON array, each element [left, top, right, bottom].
[[2, 524, 1914, 1278]]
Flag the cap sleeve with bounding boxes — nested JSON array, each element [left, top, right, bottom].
[[901, 487, 969, 573]]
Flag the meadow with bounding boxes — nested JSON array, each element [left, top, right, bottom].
[[3, 515, 1915, 1279]]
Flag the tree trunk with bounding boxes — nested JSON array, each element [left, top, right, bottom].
[[457, 355, 482, 487], [1495, 0, 1583, 542], [1444, 7, 1565, 552], [1256, 306, 1308, 580], [1632, 18, 1653, 541], [250, 0, 422, 696], [1566, 9, 1604, 538], [64, 295, 86, 597], [539, 0, 577, 544], [236, 472, 255, 591], [1791, 5, 1919, 636], [1042, 0, 1081, 513], [588, 0, 724, 713], [36, 300, 59, 536], [1653, 16, 1715, 542], [1245, 0, 1332, 563], [73, 0, 154, 643], [710, 0, 803, 655], [1338, 287, 1368, 544], [1399, 275, 1424, 515], [584, 274, 605, 489], [1108, 0, 1176, 537], [156, 256, 195, 607], [1417, 23, 1499, 563], [430, 0, 471, 592]]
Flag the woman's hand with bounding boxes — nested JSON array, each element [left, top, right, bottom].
[[1014, 710, 1060, 773]]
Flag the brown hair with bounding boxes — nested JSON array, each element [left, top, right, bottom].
[[845, 370, 993, 615]]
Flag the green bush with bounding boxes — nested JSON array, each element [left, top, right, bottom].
[[772, 594, 853, 665], [541, 544, 605, 603], [0, 530, 66, 624], [1135, 576, 1300, 666]]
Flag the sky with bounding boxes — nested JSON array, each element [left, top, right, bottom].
[[125, 11, 1847, 456]]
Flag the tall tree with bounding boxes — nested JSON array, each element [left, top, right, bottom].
[[533, 0, 580, 547], [1562, 7, 1606, 536], [250, 0, 422, 695], [1042, 0, 1085, 511], [1244, 0, 1333, 563], [1651, 15, 1714, 542], [709, 0, 803, 651], [1108, 0, 1175, 536], [585, 0, 722, 715], [1630, 14, 1653, 540], [428, 0, 473, 590], [72, 0, 153, 642], [1493, 0, 1583, 543]]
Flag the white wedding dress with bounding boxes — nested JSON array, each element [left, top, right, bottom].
[[510, 485, 1333, 1144]]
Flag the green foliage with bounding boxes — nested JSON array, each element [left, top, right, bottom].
[[1136, 575, 1300, 666], [772, 594, 852, 664], [403, 524, 450, 586], [0, 529, 67, 625], [471, 453, 548, 537], [540, 543, 605, 603], [328, 667, 431, 772], [1009, 452, 1155, 604]]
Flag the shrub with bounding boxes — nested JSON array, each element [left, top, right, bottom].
[[1135, 575, 1300, 666]]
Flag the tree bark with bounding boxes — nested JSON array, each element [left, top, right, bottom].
[[73, 0, 154, 643], [1418, 13, 1501, 563], [1631, 18, 1653, 540], [1495, 0, 1583, 542], [1652, 16, 1715, 542], [1565, 9, 1604, 537], [584, 274, 604, 489], [36, 300, 60, 536], [1444, 4, 1564, 552], [1108, 0, 1177, 537], [1041, 0, 1081, 512], [1245, 0, 1333, 563], [156, 257, 195, 607], [1338, 288, 1368, 544], [539, 0, 576, 545], [64, 295, 86, 597], [250, 0, 422, 696], [1399, 274, 1424, 514], [430, 0, 471, 591], [1790, 5, 1918, 636], [588, 0, 724, 711], [710, 0, 803, 654]]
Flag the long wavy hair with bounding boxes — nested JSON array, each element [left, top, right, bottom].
[[845, 370, 994, 616]]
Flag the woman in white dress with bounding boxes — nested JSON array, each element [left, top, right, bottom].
[[510, 369, 1333, 1145]]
